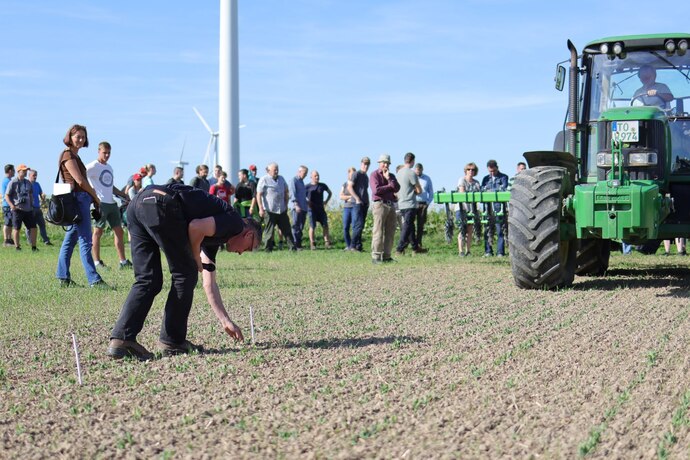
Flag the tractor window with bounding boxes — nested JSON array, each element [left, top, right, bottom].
[[670, 116, 690, 174], [588, 51, 690, 121]]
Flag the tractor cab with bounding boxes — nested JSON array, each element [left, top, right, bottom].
[[580, 38, 690, 185]]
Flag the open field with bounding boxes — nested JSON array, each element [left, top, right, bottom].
[[1, 234, 689, 458]]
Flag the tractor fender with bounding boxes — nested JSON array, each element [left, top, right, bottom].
[[523, 151, 577, 187]]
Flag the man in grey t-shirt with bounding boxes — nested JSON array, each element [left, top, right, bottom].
[[395, 152, 425, 255], [257, 162, 296, 251]]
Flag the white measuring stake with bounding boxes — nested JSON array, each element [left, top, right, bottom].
[[249, 305, 256, 345], [71, 333, 83, 385]]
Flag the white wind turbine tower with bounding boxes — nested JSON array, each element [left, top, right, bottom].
[[193, 107, 219, 167]]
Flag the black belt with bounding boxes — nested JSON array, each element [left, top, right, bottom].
[[374, 200, 395, 206]]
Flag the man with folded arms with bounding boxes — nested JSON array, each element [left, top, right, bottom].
[[369, 154, 400, 263]]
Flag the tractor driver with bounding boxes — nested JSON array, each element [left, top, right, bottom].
[[632, 65, 674, 109]]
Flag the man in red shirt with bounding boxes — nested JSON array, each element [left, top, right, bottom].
[[369, 154, 400, 263]]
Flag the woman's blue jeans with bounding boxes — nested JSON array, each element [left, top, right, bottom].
[[56, 191, 102, 285], [342, 206, 353, 248]]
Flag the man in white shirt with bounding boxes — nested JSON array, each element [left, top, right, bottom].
[[85, 141, 132, 269]]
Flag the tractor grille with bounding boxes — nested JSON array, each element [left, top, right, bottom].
[[596, 119, 667, 181]]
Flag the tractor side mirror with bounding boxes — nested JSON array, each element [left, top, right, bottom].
[[555, 65, 566, 91]]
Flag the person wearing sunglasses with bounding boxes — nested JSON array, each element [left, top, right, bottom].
[[456, 162, 481, 256]]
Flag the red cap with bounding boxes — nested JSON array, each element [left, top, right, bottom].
[[133, 173, 142, 181], [249, 164, 257, 171], [140, 166, 147, 174]]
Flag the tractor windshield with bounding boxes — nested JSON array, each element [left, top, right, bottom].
[[588, 51, 690, 119], [588, 50, 690, 173]]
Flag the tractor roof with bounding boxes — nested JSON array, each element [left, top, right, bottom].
[[583, 33, 690, 53]]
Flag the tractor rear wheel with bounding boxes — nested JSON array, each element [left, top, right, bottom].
[[575, 240, 611, 276], [508, 166, 576, 289]]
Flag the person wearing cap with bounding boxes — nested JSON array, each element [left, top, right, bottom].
[[247, 164, 258, 185], [86, 141, 132, 270], [481, 159, 509, 257], [347, 156, 371, 251], [369, 154, 400, 263], [106, 183, 261, 361], [4, 164, 37, 251], [190, 164, 211, 192], [128, 174, 143, 200], [3, 164, 16, 247]]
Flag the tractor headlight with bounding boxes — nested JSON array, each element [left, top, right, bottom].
[[628, 151, 658, 166], [613, 42, 624, 55], [599, 43, 609, 54], [597, 152, 613, 167]]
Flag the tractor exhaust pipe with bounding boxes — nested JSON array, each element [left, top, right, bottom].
[[567, 40, 579, 157]]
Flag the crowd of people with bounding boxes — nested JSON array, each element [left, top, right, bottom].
[[6, 119, 689, 357]]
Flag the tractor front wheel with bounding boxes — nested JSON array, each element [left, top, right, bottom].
[[508, 166, 576, 289]]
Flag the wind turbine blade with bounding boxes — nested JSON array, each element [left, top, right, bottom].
[[179, 138, 186, 163], [193, 107, 214, 135]]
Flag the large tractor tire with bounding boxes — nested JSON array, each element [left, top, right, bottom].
[[575, 240, 611, 276], [508, 166, 576, 289]]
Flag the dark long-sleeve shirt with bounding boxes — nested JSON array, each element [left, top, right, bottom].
[[369, 169, 400, 202]]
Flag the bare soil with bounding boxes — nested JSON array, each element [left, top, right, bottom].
[[1, 252, 689, 458]]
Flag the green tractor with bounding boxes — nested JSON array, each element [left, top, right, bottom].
[[436, 34, 690, 289]]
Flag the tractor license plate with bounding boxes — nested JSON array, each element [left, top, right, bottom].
[[611, 121, 639, 143]]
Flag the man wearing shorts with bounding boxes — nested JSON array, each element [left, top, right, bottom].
[[86, 142, 132, 269], [4, 164, 37, 251], [3, 164, 15, 247], [305, 170, 332, 250]]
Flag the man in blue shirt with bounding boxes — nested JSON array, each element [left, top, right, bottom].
[[25, 169, 52, 246], [481, 159, 509, 257], [288, 165, 308, 249], [414, 163, 433, 250], [2, 164, 15, 247]]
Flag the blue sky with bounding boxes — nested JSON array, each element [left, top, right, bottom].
[[2, 1, 690, 197]]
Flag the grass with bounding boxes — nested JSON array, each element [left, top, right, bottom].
[[2, 217, 690, 457]]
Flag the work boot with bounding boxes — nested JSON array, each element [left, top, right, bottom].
[[157, 340, 204, 357], [107, 339, 154, 361]]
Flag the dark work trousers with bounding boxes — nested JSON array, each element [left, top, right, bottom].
[[264, 211, 295, 251], [111, 189, 198, 344], [415, 203, 428, 248], [351, 202, 369, 251], [290, 208, 306, 249], [396, 207, 418, 252]]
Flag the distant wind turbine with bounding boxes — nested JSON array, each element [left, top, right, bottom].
[[193, 107, 219, 167], [170, 138, 189, 168]]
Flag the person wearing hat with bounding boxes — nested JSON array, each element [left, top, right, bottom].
[[369, 154, 400, 263], [347, 156, 371, 251], [107, 183, 261, 360], [4, 164, 37, 251], [247, 164, 258, 185], [481, 159, 509, 257]]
